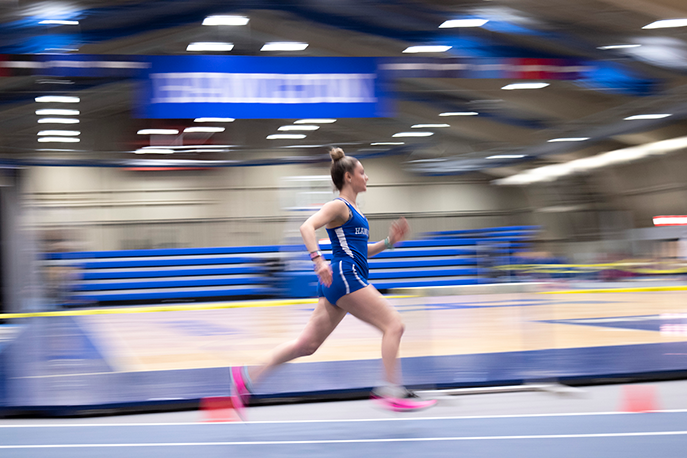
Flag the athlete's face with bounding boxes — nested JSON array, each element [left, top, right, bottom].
[[348, 161, 368, 192]]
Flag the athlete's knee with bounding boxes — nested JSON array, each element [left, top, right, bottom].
[[294, 337, 321, 357], [386, 314, 405, 339]]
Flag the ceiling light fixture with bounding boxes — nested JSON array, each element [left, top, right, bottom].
[[294, 119, 337, 124], [487, 154, 526, 159], [36, 109, 79, 116], [37, 130, 80, 136], [411, 124, 450, 128], [137, 129, 179, 135], [278, 125, 320, 131], [403, 45, 452, 53], [261, 42, 309, 51], [439, 112, 478, 116], [38, 137, 80, 143], [37, 118, 79, 124], [597, 44, 641, 50], [495, 135, 687, 185], [371, 142, 405, 146], [642, 19, 687, 29], [267, 134, 307, 140], [141, 144, 237, 150], [202, 15, 249, 26], [135, 148, 174, 154], [37, 149, 79, 152], [194, 118, 235, 123], [187, 42, 234, 52], [183, 126, 225, 133], [392, 132, 434, 137], [39, 20, 79, 25], [624, 114, 672, 120], [547, 137, 590, 142], [439, 19, 489, 28], [501, 82, 549, 90], [35, 96, 80, 103]]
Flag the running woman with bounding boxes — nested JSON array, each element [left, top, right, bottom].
[[230, 147, 436, 415]]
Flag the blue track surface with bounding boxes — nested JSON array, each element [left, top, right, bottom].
[[2, 412, 686, 457]]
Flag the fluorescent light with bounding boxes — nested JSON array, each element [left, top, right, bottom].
[[38, 118, 79, 124], [141, 144, 236, 150], [624, 114, 672, 120], [35, 96, 80, 103], [597, 44, 641, 50], [38, 137, 80, 143], [392, 132, 434, 137], [187, 42, 234, 52], [411, 124, 450, 128], [294, 119, 337, 124], [495, 135, 687, 185], [643, 19, 687, 29], [487, 155, 525, 159], [371, 142, 404, 146], [278, 125, 320, 131], [134, 148, 174, 154], [38, 148, 79, 152], [37, 130, 79, 136], [261, 42, 308, 52], [183, 126, 225, 133], [283, 144, 326, 148], [654, 215, 687, 226], [439, 19, 488, 28], [407, 158, 447, 163], [137, 129, 179, 135], [202, 15, 249, 26], [194, 118, 234, 123], [267, 134, 307, 140], [403, 45, 452, 53], [547, 137, 589, 142], [439, 112, 478, 116], [36, 109, 79, 116], [45, 47, 79, 53], [501, 82, 549, 90], [39, 20, 79, 25]]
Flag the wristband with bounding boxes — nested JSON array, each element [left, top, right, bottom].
[[309, 250, 322, 260], [384, 237, 393, 250]]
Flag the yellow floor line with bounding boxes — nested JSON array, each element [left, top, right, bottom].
[[0, 295, 415, 319], [539, 285, 687, 294]]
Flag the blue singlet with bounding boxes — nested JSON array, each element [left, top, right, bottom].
[[318, 197, 370, 305]]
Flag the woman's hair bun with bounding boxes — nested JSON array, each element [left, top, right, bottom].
[[329, 147, 345, 162]]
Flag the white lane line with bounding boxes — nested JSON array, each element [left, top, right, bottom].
[[2, 409, 687, 427], [2, 430, 687, 448]]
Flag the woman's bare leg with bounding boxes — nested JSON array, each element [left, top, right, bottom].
[[248, 297, 347, 383], [336, 285, 405, 385]]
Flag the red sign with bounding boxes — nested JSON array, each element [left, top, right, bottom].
[[653, 215, 687, 226]]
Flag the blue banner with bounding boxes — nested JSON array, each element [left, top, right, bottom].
[[137, 56, 392, 119]]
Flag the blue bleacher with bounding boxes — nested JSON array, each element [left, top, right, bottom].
[[46, 226, 540, 306], [47, 245, 280, 305]]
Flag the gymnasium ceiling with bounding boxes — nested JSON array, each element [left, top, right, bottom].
[[1, 0, 687, 183]]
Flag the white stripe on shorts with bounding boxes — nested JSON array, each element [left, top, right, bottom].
[[339, 261, 350, 295], [351, 264, 366, 287]]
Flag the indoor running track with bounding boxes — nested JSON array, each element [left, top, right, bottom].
[[2, 410, 687, 458]]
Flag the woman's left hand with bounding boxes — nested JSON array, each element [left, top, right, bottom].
[[389, 217, 410, 245]]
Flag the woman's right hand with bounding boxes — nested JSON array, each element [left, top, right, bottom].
[[313, 258, 333, 287]]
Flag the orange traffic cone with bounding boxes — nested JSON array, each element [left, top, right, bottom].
[[200, 396, 241, 422], [620, 385, 660, 413]]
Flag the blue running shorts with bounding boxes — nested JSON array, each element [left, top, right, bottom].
[[318, 259, 369, 306]]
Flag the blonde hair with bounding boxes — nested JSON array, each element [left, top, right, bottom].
[[329, 147, 359, 191]]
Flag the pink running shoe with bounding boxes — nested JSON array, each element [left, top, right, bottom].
[[371, 388, 437, 412], [229, 366, 250, 420]]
